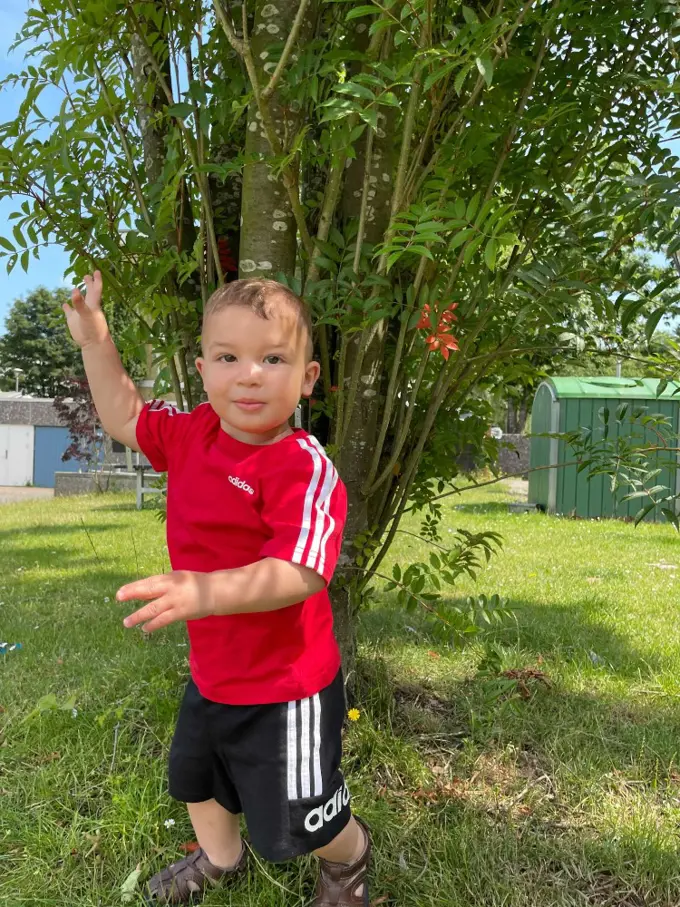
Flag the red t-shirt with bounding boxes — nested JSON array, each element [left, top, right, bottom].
[[136, 401, 346, 705]]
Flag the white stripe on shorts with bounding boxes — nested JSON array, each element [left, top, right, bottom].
[[286, 694, 323, 800], [286, 700, 298, 801], [311, 693, 322, 796], [299, 697, 311, 798]]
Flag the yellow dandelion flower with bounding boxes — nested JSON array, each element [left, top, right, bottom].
[[347, 708, 361, 722]]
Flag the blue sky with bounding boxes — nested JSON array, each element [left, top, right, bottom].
[[0, 0, 72, 330]]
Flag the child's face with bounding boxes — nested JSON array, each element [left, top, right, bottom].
[[195, 298, 319, 444]]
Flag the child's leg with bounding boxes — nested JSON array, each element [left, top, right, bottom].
[[313, 814, 364, 864], [144, 681, 247, 902], [145, 800, 246, 903], [314, 816, 370, 904], [187, 799, 242, 869]]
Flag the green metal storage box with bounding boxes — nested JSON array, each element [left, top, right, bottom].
[[528, 377, 680, 520]]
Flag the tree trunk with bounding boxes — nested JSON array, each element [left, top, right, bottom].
[[329, 23, 400, 680], [239, 0, 314, 278], [506, 397, 529, 434]]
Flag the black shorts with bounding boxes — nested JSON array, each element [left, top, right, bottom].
[[168, 669, 351, 862]]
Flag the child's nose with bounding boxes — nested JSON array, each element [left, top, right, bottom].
[[239, 362, 263, 384]]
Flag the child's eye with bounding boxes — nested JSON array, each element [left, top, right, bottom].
[[265, 355, 283, 364], [219, 354, 236, 363]]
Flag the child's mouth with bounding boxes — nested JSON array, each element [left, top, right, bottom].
[[234, 400, 265, 412]]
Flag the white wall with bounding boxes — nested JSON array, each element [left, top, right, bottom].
[[0, 424, 34, 486]]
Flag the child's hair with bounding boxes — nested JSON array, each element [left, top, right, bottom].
[[202, 278, 314, 360]]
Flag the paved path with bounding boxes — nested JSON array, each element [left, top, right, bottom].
[[0, 486, 54, 504], [506, 478, 529, 499]]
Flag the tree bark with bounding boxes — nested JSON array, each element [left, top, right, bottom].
[[329, 21, 399, 680], [239, 0, 314, 278], [506, 397, 529, 434]]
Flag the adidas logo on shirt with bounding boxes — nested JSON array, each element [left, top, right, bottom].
[[303, 781, 351, 832], [229, 475, 254, 495]]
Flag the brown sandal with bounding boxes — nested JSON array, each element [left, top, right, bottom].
[[312, 816, 371, 906], [145, 843, 247, 904]]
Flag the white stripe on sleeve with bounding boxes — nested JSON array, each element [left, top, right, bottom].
[[306, 436, 338, 574], [293, 439, 323, 565]]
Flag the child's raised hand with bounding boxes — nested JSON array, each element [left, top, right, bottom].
[[63, 270, 110, 349]]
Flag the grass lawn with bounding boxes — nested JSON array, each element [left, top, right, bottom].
[[2, 483, 680, 906]]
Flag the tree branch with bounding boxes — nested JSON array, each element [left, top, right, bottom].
[[212, 0, 244, 55], [261, 0, 312, 100], [64, 0, 152, 229], [125, 3, 224, 283]]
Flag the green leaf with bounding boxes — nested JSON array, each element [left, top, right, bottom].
[[20, 249, 29, 272], [349, 123, 367, 143], [466, 192, 480, 222], [346, 4, 378, 19], [463, 233, 485, 266], [620, 298, 647, 332], [634, 502, 656, 526], [484, 237, 497, 271], [454, 63, 472, 96], [449, 228, 475, 251], [407, 244, 434, 260], [386, 250, 402, 272], [120, 865, 143, 903], [12, 224, 26, 249], [0, 236, 14, 253], [645, 306, 665, 343], [313, 256, 338, 272], [661, 507, 679, 530], [357, 106, 379, 130], [336, 82, 376, 102], [167, 102, 194, 120], [475, 54, 494, 87], [392, 563, 401, 582], [462, 5, 479, 24]]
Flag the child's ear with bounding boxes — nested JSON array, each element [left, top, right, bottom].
[[302, 360, 321, 396], [195, 357, 205, 378]]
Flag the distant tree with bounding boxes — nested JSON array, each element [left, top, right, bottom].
[[0, 287, 82, 397], [52, 376, 103, 469]]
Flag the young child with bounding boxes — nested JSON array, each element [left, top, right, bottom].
[[63, 273, 370, 905]]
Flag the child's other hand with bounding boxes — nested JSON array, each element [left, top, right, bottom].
[[117, 571, 216, 633], [63, 270, 110, 349]]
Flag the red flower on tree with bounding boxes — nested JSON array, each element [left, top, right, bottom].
[[416, 304, 432, 331], [416, 302, 459, 359]]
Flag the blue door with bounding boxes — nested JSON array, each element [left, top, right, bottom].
[[33, 426, 81, 488]]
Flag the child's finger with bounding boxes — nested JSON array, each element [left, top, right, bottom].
[[117, 574, 167, 603], [123, 595, 170, 629], [70, 287, 86, 311], [137, 608, 178, 634]]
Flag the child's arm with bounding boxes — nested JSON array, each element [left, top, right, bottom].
[[116, 560, 326, 633], [63, 271, 145, 451]]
